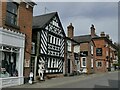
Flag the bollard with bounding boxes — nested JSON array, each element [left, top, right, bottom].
[[29, 72, 33, 84]]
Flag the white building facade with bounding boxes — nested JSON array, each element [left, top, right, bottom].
[[0, 27, 25, 88]]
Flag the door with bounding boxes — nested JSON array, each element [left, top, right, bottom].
[[68, 59, 70, 73]]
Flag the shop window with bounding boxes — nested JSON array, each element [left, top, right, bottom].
[[0, 46, 19, 78], [6, 2, 18, 26]]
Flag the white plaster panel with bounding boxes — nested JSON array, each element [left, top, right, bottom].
[[74, 45, 80, 53], [0, 28, 25, 88], [0, 28, 25, 48]]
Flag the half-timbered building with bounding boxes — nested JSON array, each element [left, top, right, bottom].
[[32, 12, 66, 80]]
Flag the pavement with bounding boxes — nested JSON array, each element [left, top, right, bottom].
[[6, 71, 120, 88]]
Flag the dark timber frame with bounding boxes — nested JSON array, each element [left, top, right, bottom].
[[32, 12, 66, 76]]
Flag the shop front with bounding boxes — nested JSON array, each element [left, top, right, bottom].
[[0, 27, 25, 88]]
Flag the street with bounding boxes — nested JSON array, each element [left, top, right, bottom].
[[7, 71, 120, 88]]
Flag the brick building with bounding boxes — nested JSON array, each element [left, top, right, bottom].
[[74, 25, 96, 74], [93, 32, 118, 72], [0, 0, 36, 87], [65, 23, 80, 75]]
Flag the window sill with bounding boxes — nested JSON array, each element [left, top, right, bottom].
[[5, 22, 20, 30]]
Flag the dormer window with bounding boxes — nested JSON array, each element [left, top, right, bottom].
[[6, 2, 18, 26]]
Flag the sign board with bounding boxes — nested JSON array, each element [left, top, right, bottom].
[[80, 51, 88, 57], [96, 48, 102, 56]]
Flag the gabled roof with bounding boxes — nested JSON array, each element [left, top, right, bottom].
[[32, 12, 66, 36], [32, 12, 57, 29], [73, 34, 98, 43]]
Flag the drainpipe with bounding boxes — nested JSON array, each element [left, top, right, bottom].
[[34, 31, 40, 81]]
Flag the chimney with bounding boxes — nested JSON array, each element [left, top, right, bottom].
[[100, 32, 105, 37], [106, 34, 110, 39], [67, 23, 74, 39], [110, 39, 112, 43], [90, 24, 95, 37]]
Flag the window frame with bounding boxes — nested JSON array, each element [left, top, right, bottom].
[[6, 2, 19, 28], [81, 57, 86, 67]]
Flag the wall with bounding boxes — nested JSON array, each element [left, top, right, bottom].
[[19, 2, 33, 78], [0, 1, 2, 27], [93, 39, 107, 72], [80, 43, 89, 51], [0, 27, 25, 88], [1, 1, 34, 79], [74, 45, 80, 53]]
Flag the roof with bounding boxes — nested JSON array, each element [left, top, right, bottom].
[[32, 12, 57, 29], [73, 34, 98, 43], [66, 37, 80, 45], [74, 35, 91, 43], [92, 37, 118, 50]]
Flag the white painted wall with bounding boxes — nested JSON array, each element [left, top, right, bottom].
[[67, 40, 71, 52], [74, 45, 80, 53], [0, 27, 25, 88]]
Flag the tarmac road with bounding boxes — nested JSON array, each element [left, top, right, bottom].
[[7, 71, 120, 88]]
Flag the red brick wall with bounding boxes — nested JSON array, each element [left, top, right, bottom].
[[1, 1, 34, 78], [93, 39, 108, 72], [19, 2, 33, 78], [1, 1, 7, 27], [80, 42, 94, 74]]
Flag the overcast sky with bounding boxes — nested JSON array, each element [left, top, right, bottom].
[[33, 1, 119, 43]]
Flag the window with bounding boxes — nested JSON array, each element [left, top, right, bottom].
[[83, 58, 86, 66], [6, 2, 18, 26], [31, 42, 35, 54], [91, 45, 93, 55], [91, 59, 93, 67], [0, 46, 19, 78], [81, 57, 86, 67], [106, 50, 108, 56], [96, 61, 102, 67], [67, 41, 71, 52], [52, 36, 54, 44]]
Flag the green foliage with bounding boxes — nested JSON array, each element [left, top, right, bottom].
[[113, 63, 119, 66]]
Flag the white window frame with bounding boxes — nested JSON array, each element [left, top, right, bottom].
[[91, 59, 93, 67], [81, 57, 86, 67], [91, 45, 94, 55]]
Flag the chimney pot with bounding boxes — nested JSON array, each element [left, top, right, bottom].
[[90, 24, 95, 37], [100, 32, 105, 37], [106, 34, 110, 39], [67, 23, 74, 39]]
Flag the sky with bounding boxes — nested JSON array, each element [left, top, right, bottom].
[[33, 0, 119, 43]]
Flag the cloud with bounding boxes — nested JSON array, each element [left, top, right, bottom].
[[33, 2, 118, 43]]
